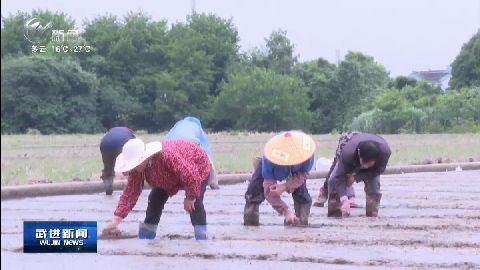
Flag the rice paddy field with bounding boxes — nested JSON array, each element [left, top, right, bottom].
[[2, 170, 480, 269], [1, 133, 480, 269], [1, 133, 480, 185]]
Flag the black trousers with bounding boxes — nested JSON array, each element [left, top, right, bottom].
[[244, 163, 312, 205], [324, 158, 381, 196], [100, 149, 121, 181], [144, 179, 209, 226]]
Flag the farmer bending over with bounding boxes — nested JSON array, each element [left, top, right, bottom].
[[99, 127, 136, 195], [316, 132, 391, 217], [104, 138, 211, 240], [164, 116, 219, 189], [244, 131, 315, 226]]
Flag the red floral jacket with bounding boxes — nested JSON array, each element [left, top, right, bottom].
[[114, 140, 210, 218]]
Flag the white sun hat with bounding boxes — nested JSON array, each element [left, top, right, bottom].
[[114, 138, 163, 173]]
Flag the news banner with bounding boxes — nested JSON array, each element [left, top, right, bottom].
[[23, 221, 97, 253]]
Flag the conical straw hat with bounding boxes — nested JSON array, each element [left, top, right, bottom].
[[264, 131, 316, 166]]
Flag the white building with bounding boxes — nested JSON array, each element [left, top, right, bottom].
[[409, 67, 451, 91]]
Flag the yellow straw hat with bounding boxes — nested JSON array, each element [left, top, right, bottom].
[[264, 131, 316, 166]]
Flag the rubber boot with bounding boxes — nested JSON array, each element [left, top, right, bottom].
[[194, 225, 208, 240], [243, 203, 260, 226], [102, 178, 114, 195], [138, 222, 158, 239], [366, 193, 382, 217], [294, 201, 312, 226], [208, 168, 220, 190], [313, 187, 328, 207], [327, 194, 342, 217]]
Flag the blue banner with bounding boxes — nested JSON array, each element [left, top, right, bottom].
[[23, 221, 97, 253]]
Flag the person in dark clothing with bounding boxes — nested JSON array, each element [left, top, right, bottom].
[[314, 132, 361, 208], [316, 132, 391, 217], [99, 127, 136, 195]]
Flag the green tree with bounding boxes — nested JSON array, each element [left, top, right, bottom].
[[399, 80, 441, 108], [431, 89, 479, 132], [349, 88, 426, 133], [80, 15, 122, 78], [265, 30, 297, 74], [333, 51, 390, 130], [187, 14, 240, 95], [350, 84, 480, 133], [293, 58, 337, 132], [1, 55, 99, 134], [164, 21, 215, 120], [82, 12, 169, 84], [212, 67, 313, 131], [96, 78, 137, 129], [467, 87, 480, 123], [387, 76, 417, 90], [127, 71, 190, 131], [82, 12, 172, 131], [450, 31, 480, 89], [245, 30, 297, 75], [244, 47, 269, 70], [81, 12, 240, 131]]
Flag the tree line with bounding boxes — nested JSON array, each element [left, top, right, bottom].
[[1, 10, 479, 134]]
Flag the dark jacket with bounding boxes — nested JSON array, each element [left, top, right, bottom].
[[100, 127, 136, 152], [331, 133, 391, 197]]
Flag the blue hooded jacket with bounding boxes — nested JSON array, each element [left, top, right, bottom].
[[164, 116, 214, 160]]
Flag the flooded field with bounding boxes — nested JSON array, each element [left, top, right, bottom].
[[2, 170, 480, 269]]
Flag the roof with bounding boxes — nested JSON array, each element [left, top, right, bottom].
[[409, 70, 450, 83]]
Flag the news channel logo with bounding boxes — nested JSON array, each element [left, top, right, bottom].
[[23, 221, 97, 253], [24, 17, 91, 54], [24, 17, 53, 44]]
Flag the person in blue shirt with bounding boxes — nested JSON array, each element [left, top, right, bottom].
[[244, 131, 316, 226], [99, 127, 136, 195], [164, 116, 219, 189]]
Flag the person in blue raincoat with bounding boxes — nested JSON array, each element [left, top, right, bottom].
[[164, 116, 219, 189]]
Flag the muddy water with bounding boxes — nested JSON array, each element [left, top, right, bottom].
[[2, 171, 480, 269]]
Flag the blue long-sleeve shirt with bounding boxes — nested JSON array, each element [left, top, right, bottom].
[[164, 116, 214, 160], [262, 154, 315, 181]]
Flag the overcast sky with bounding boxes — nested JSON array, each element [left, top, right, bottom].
[[2, 0, 479, 76]]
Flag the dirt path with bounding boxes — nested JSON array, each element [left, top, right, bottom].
[[2, 171, 479, 269]]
